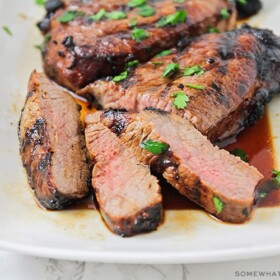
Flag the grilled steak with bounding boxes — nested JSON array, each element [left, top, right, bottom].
[[41, 0, 236, 91], [79, 25, 280, 143], [96, 109, 264, 223], [85, 113, 162, 237], [18, 71, 90, 210]]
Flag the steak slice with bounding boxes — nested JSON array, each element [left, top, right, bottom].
[[85, 113, 162, 237], [97, 109, 264, 223], [18, 71, 90, 210], [42, 0, 236, 90], [79, 25, 280, 143]]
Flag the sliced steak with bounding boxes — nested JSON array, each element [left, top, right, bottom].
[[42, 0, 236, 90], [79, 25, 280, 143], [18, 71, 90, 210], [96, 109, 264, 223], [85, 113, 162, 237]]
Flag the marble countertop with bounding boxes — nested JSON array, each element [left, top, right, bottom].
[[1, 251, 280, 280]]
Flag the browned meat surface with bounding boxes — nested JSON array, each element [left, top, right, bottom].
[[79, 25, 280, 143], [41, 0, 236, 90], [85, 113, 162, 237], [97, 109, 264, 223], [18, 71, 90, 210]]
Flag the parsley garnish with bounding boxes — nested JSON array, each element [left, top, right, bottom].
[[259, 191, 267, 199], [162, 63, 179, 77], [137, 5, 155, 17], [220, 8, 230, 19], [230, 148, 248, 162], [140, 140, 169, 155], [131, 27, 149, 42], [113, 71, 128, 82], [2, 26, 12, 36], [208, 27, 220, 33], [129, 18, 137, 27], [185, 83, 205, 90], [183, 65, 205, 76], [213, 196, 224, 214], [35, 0, 46, 6], [106, 11, 127, 20], [156, 10, 187, 27], [237, 0, 247, 5], [151, 61, 164, 66], [172, 91, 189, 109], [126, 60, 139, 68], [272, 169, 280, 185], [127, 0, 146, 8], [58, 11, 84, 23], [173, 0, 185, 2], [89, 9, 106, 21], [155, 49, 172, 58]]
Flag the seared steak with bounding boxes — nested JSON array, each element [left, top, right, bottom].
[[79, 25, 280, 143], [97, 109, 263, 223], [85, 113, 162, 237], [41, 0, 236, 90], [18, 71, 90, 209]]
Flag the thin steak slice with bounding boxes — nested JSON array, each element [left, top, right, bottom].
[[41, 0, 236, 90], [85, 113, 162, 237], [18, 71, 90, 210], [97, 109, 264, 223], [79, 25, 280, 143]]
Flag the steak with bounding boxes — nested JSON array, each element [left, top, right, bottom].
[[85, 113, 162, 237], [18, 71, 90, 210], [96, 109, 264, 223], [79, 25, 280, 143], [41, 0, 236, 91]]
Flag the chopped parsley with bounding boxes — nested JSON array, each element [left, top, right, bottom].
[[156, 10, 187, 27], [272, 169, 280, 185], [172, 91, 189, 110], [237, 0, 247, 5], [127, 0, 146, 8], [185, 83, 205, 90], [113, 71, 128, 82], [162, 63, 179, 77], [208, 27, 220, 33], [2, 26, 12, 36], [259, 191, 268, 199], [213, 196, 224, 214], [131, 27, 149, 42], [220, 8, 230, 19], [106, 11, 127, 20], [183, 65, 205, 76], [137, 5, 155, 17], [140, 140, 169, 155], [58, 11, 84, 23], [129, 18, 137, 27], [151, 61, 164, 66], [35, 0, 46, 6], [89, 9, 106, 21], [155, 49, 173, 58], [173, 0, 185, 2], [230, 148, 248, 162], [126, 60, 139, 68]]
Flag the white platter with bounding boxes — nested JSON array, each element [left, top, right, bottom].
[[0, 0, 280, 264]]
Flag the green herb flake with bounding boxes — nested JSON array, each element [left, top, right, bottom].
[[131, 27, 149, 42], [127, 0, 146, 8], [259, 191, 268, 199], [34, 44, 43, 51], [2, 26, 12, 36], [44, 33, 51, 42], [105, 11, 127, 20], [208, 27, 220, 33], [173, 0, 185, 2], [237, 0, 247, 5], [58, 11, 84, 23], [183, 65, 205, 76], [89, 9, 106, 21], [140, 140, 169, 155], [137, 5, 155, 17], [126, 60, 139, 68], [272, 169, 280, 185], [35, 0, 46, 6], [185, 83, 205, 90], [230, 148, 248, 162], [156, 10, 187, 27], [220, 8, 230, 19], [151, 61, 164, 66], [113, 71, 128, 82], [155, 49, 172, 58], [172, 91, 189, 110], [162, 63, 179, 78], [213, 196, 224, 214], [129, 18, 137, 27]]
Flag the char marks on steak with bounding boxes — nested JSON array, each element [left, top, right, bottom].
[[79, 25, 280, 143], [97, 109, 264, 223], [41, 0, 236, 90], [85, 113, 162, 237], [18, 71, 90, 209]]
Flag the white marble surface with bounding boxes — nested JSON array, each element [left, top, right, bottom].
[[1, 251, 280, 280]]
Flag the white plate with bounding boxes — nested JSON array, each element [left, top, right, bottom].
[[1, 0, 280, 264]]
